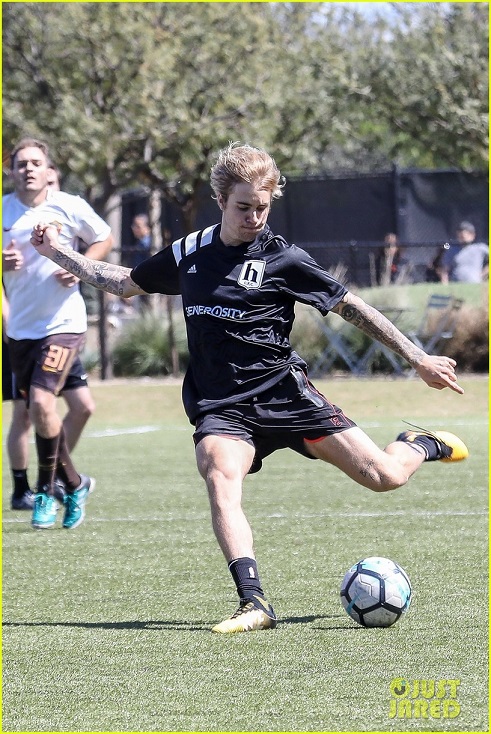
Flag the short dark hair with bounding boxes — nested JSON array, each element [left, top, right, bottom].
[[132, 214, 149, 227]]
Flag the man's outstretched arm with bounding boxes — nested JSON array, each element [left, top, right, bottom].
[[331, 291, 464, 394], [31, 222, 145, 298]]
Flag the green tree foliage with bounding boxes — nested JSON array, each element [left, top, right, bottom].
[[3, 2, 487, 222], [3, 3, 284, 220], [354, 2, 489, 170]]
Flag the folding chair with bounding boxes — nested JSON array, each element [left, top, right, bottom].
[[355, 307, 408, 375], [308, 311, 362, 375], [405, 294, 463, 375]]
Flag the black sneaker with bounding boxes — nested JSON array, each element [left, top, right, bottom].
[[11, 490, 35, 510], [53, 479, 67, 504]]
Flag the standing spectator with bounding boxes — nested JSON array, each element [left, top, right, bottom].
[[376, 233, 410, 285], [439, 221, 488, 283], [3, 164, 97, 511], [425, 245, 447, 283], [130, 214, 152, 313], [131, 214, 152, 266], [2, 137, 113, 529]]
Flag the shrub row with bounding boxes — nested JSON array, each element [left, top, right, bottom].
[[103, 286, 488, 377]]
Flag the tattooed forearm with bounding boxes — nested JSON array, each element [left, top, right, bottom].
[[335, 297, 425, 367], [49, 244, 141, 297]]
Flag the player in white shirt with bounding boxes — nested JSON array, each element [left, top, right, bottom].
[[3, 138, 113, 530], [3, 164, 98, 511]]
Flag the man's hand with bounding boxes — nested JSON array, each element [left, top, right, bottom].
[[2, 240, 24, 271], [30, 222, 61, 257], [415, 354, 464, 394], [53, 269, 80, 288]]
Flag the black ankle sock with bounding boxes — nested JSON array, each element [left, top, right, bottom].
[[228, 557, 265, 602], [12, 469, 30, 497], [399, 433, 441, 461]]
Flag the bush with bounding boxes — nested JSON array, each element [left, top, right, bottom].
[[291, 284, 489, 374], [112, 314, 189, 377], [111, 284, 488, 377], [444, 301, 489, 372]]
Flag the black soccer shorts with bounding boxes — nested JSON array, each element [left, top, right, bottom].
[[193, 365, 356, 473], [7, 333, 88, 403]]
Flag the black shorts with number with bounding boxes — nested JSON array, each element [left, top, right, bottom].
[[7, 333, 88, 403], [193, 366, 356, 473]]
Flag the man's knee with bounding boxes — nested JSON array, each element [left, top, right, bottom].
[[29, 390, 55, 419], [74, 400, 95, 424], [196, 436, 254, 483], [64, 388, 96, 422], [12, 402, 31, 433], [369, 464, 409, 493]]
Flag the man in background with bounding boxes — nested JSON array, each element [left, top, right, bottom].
[[130, 214, 152, 313], [439, 221, 488, 283], [3, 163, 98, 511], [3, 138, 113, 529]]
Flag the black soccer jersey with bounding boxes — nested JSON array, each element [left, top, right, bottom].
[[131, 224, 347, 422]]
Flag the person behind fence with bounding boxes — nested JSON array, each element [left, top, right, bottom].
[[438, 221, 488, 283], [131, 214, 152, 266], [3, 137, 114, 530], [30, 142, 468, 633], [3, 163, 98, 512], [425, 244, 446, 283], [129, 214, 152, 313], [376, 232, 410, 285]]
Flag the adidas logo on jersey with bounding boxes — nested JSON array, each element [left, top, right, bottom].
[[187, 265, 197, 273]]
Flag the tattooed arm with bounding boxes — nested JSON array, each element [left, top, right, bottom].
[[31, 222, 145, 298], [331, 292, 464, 394]]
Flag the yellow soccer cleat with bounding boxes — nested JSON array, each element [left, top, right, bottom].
[[396, 427, 468, 462], [212, 596, 277, 634], [433, 430, 469, 463]]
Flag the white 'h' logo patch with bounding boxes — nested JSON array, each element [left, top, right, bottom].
[[237, 260, 266, 289]]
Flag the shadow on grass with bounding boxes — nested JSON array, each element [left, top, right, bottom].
[[3, 613, 353, 632]]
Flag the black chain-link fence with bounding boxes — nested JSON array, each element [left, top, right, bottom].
[[89, 168, 487, 377], [121, 167, 488, 288]]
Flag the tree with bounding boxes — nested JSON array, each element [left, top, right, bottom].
[[3, 0, 487, 223], [339, 2, 489, 170], [3, 2, 285, 224]]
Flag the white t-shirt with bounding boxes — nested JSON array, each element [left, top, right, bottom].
[[2, 190, 111, 339], [442, 242, 489, 283]]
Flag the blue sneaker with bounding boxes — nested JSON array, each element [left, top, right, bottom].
[[62, 475, 95, 530], [32, 491, 58, 529]]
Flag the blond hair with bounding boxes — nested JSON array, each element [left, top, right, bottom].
[[210, 142, 284, 201]]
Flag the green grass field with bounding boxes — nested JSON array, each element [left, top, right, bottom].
[[2, 376, 488, 732]]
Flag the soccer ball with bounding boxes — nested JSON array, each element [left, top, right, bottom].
[[340, 556, 411, 627]]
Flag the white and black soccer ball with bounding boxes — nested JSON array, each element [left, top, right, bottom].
[[340, 556, 411, 627]]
